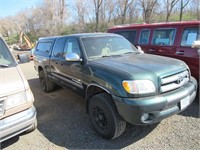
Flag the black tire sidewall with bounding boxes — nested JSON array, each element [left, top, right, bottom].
[[88, 94, 117, 139], [39, 70, 47, 91]]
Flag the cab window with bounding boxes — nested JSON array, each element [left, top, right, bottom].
[[152, 28, 176, 46], [181, 28, 200, 47], [36, 42, 52, 53], [114, 30, 137, 44], [53, 38, 66, 58], [138, 29, 150, 45], [63, 38, 81, 56]]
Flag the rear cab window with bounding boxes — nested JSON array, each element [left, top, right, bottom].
[[181, 27, 200, 47], [114, 30, 137, 44], [152, 28, 176, 46], [35, 39, 55, 57], [138, 29, 150, 45], [36, 42, 52, 53]]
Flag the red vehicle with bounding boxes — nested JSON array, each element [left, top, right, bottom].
[[108, 21, 200, 81]]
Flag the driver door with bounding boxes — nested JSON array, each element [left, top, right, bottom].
[[51, 37, 84, 91]]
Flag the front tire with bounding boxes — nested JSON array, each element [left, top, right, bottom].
[[39, 70, 55, 92], [88, 93, 126, 139]]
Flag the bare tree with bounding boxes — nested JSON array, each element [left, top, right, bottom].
[[139, 0, 158, 23], [1, 0, 200, 41], [58, 0, 66, 27], [0, 16, 20, 44], [1, 26, 10, 41], [128, 1, 139, 23], [194, 0, 200, 20], [106, 0, 116, 23], [188, 0, 200, 20], [116, 0, 135, 24], [196, 0, 200, 20], [37, 0, 68, 36], [165, 0, 179, 22], [74, 0, 89, 32], [93, 0, 103, 32], [179, 0, 190, 21], [99, 0, 106, 23]]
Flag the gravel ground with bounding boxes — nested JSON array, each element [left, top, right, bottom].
[[1, 61, 200, 150]]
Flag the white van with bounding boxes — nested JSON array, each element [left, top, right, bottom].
[[0, 37, 37, 142]]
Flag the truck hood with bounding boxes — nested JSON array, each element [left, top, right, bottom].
[[90, 54, 187, 80], [0, 66, 27, 97]]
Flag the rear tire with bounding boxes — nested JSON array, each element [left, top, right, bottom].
[[88, 93, 126, 139], [39, 70, 55, 92]]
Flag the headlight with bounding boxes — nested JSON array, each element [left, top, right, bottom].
[[5, 89, 34, 110], [122, 80, 156, 94], [26, 89, 34, 102]]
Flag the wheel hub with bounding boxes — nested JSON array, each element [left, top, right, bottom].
[[93, 107, 107, 130]]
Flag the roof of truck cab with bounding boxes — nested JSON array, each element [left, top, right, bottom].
[[38, 33, 119, 41]]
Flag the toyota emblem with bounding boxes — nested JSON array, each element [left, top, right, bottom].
[[177, 76, 183, 84]]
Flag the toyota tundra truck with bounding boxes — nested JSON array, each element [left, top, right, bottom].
[[33, 33, 197, 139]]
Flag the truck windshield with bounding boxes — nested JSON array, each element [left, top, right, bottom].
[[82, 35, 140, 59], [0, 38, 16, 67]]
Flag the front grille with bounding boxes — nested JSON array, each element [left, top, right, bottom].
[[0, 97, 5, 116], [160, 70, 189, 93]]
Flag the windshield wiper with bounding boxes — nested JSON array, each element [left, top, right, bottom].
[[124, 52, 133, 54], [102, 55, 111, 58], [102, 55, 123, 58], [0, 64, 9, 68], [124, 51, 140, 55]]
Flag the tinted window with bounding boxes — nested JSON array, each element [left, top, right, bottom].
[[64, 38, 81, 56], [36, 42, 52, 53], [152, 28, 175, 46], [53, 38, 66, 57], [138, 29, 150, 45], [181, 27, 200, 47], [114, 30, 136, 44]]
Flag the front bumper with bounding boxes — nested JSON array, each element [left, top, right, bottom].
[[113, 77, 197, 125], [0, 106, 36, 143]]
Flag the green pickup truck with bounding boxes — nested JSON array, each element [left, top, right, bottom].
[[33, 33, 197, 139]]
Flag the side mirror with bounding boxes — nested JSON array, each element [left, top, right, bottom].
[[191, 40, 200, 48], [18, 54, 30, 64], [65, 53, 82, 62], [137, 46, 144, 54]]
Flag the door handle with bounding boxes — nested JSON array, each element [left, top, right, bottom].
[[176, 51, 184, 55], [149, 49, 156, 52]]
